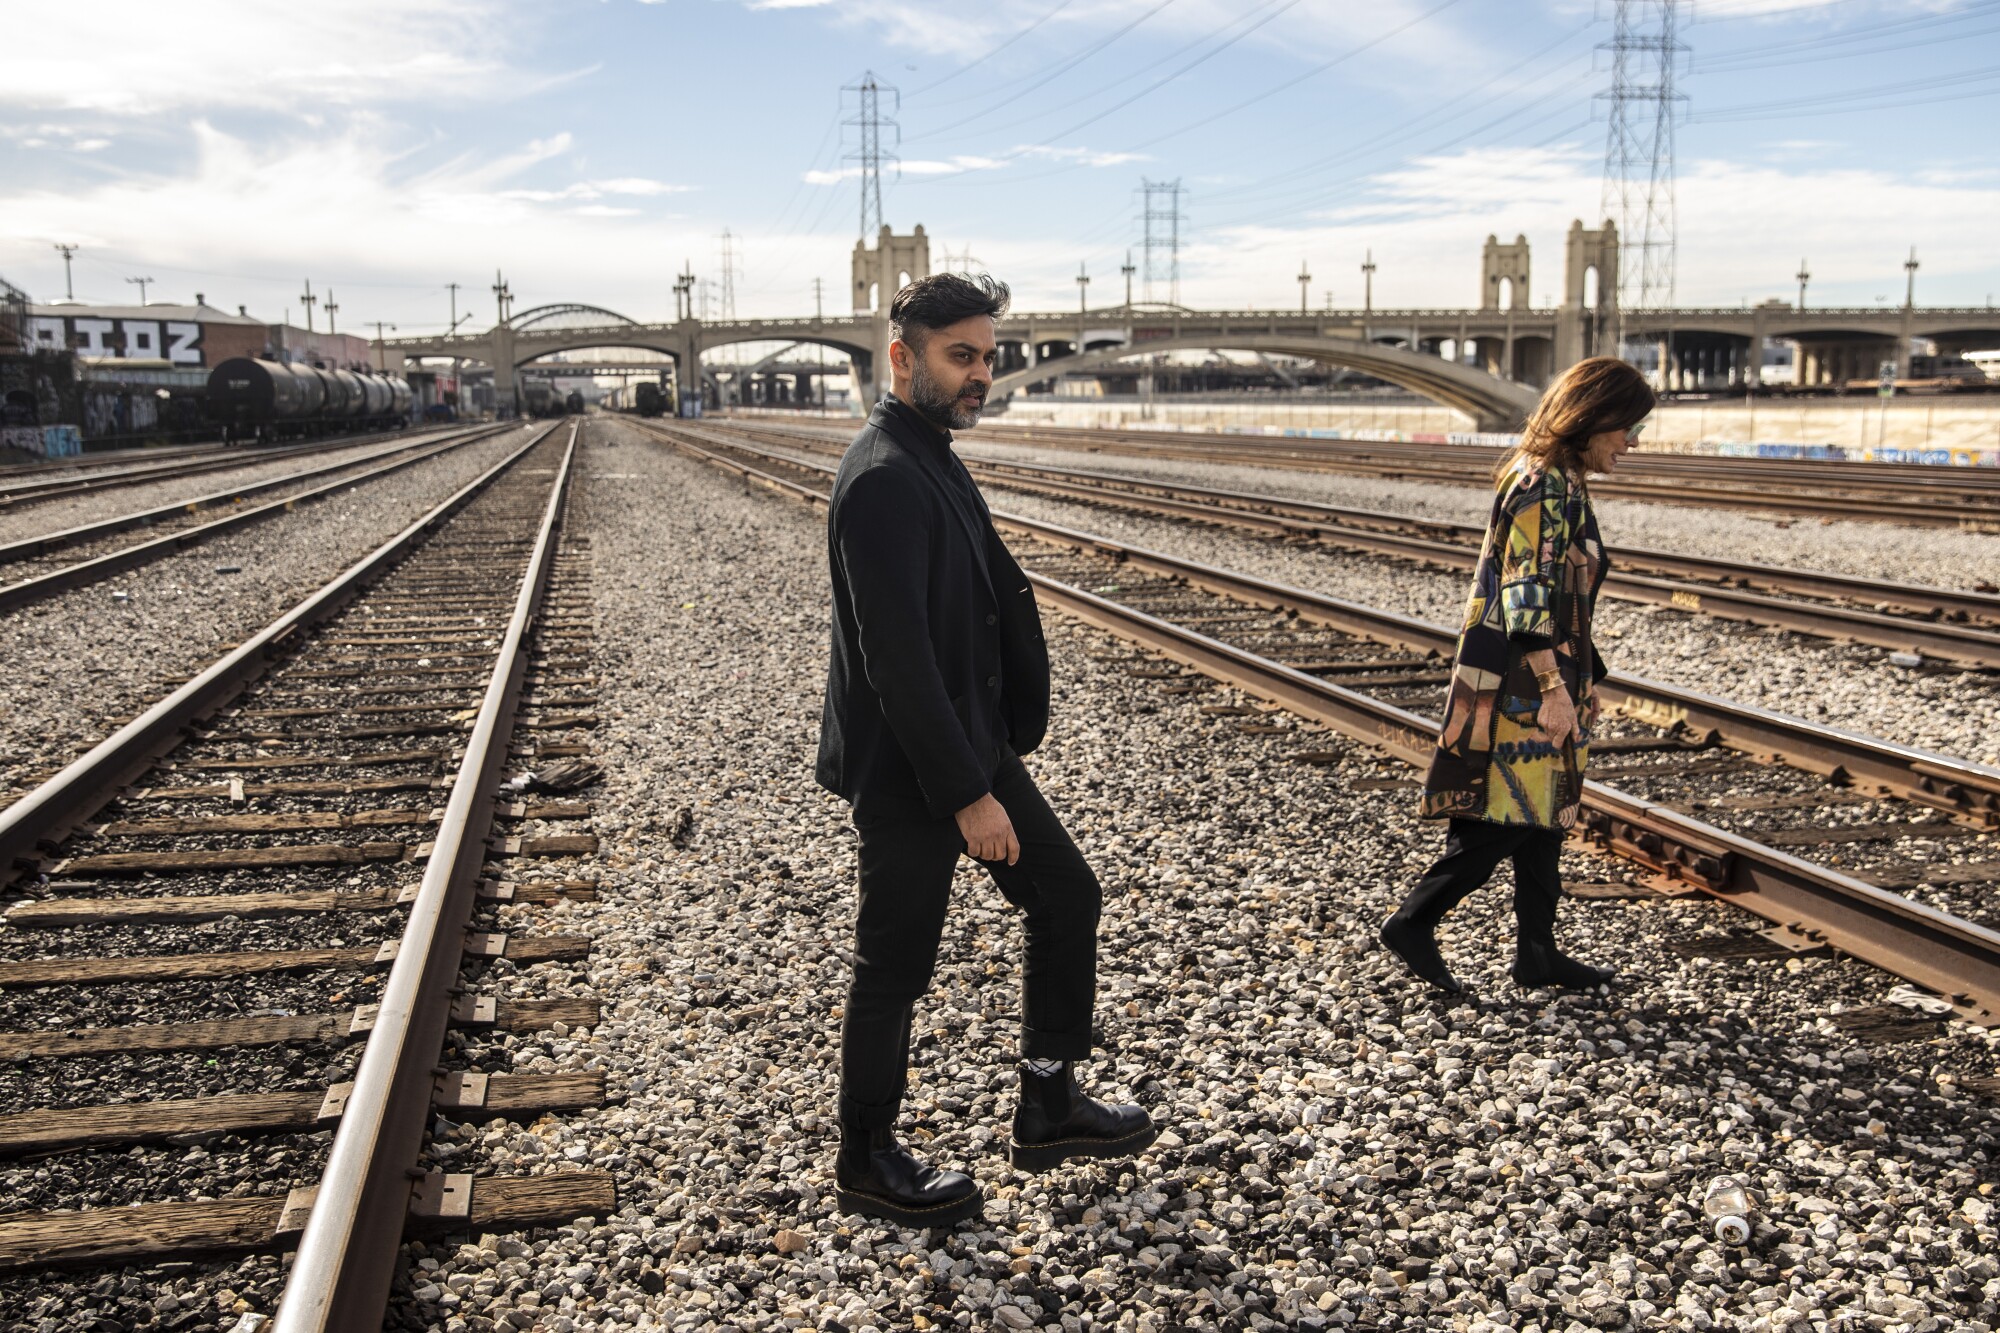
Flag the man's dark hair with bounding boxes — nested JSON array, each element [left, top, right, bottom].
[[889, 272, 1010, 352]]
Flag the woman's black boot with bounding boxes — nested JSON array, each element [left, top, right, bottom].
[[835, 1124, 982, 1227], [1512, 873, 1616, 990], [1381, 852, 1490, 993], [1009, 1062, 1156, 1173]]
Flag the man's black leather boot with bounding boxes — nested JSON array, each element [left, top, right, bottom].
[[1008, 1064, 1157, 1173], [834, 1124, 982, 1228]]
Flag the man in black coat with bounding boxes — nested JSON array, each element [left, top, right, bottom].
[[818, 273, 1155, 1226]]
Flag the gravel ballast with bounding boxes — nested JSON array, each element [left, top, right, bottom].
[[0, 429, 463, 546], [0, 425, 540, 804], [373, 419, 2000, 1333]]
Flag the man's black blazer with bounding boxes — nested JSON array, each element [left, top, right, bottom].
[[816, 398, 1051, 820]]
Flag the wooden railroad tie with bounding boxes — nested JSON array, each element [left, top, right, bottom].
[[0, 995, 599, 1061], [48, 832, 596, 877], [0, 1070, 603, 1156], [0, 934, 588, 989], [0, 1173, 617, 1273]]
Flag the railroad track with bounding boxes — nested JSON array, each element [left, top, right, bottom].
[[0, 429, 435, 509], [639, 417, 2000, 1030], [708, 419, 2000, 672], [944, 420, 2000, 531], [0, 422, 518, 614], [0, 419, 613, 1326]]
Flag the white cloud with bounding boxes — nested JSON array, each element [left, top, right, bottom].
[[0, 119, 724, 324], [2, 0, 558, 115]]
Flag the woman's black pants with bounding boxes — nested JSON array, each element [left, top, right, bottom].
[[839, 755, 1102, 1131], [1399, 816, 1567, 943]]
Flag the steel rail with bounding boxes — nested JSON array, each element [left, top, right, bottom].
[[274, 422, 578, 1333], [708, 422, 2000, 664], [0, 428, 434, 507], [651, 420, 2000, 1023], [946, 458, 2000, 669], [0, 422, 557, 888], [1, 423, 509, 563], [972, 421, 2000, 498], [0, 424, 515, 615], [957, 424, 2000, 530]]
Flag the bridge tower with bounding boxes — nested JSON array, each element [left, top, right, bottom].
[[851, 224, 931, 403], [1556, 220, 1619, 372], [1480, 235, 1530, 311]]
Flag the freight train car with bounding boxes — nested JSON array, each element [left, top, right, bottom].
[[207, 357, 414, 443], [603, 382, 666, 417]]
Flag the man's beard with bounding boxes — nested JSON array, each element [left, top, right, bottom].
[[909, 358, 986, 431]]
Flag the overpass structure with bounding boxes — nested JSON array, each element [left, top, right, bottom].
[[382, 222, 2000, 431]]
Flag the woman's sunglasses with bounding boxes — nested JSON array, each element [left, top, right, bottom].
[[1626, 422, 1647, 443]]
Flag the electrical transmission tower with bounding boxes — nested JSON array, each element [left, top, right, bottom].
[[718, 228, 740, 321], [843, 72, 901, 239], [939, 244, 985, 274], [1598, 0, 1686, 343], [1138, 178, 1185, 306]]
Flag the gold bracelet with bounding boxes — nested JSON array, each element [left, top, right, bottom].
[[1534, 668, 1564, 693]]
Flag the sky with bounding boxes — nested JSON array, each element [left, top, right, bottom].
[[4, 0, 1999, 336]]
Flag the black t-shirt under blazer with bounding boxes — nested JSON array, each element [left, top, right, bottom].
[[816, 396, 1051, 820]]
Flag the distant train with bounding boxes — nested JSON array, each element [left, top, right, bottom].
[[207, 357, 414, 443], [521, 383, 587, 419], [602, 382, 666, 417]]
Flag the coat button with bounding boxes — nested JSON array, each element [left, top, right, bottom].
[[986, 675, 999, 688], [986, 614, 997, 625]]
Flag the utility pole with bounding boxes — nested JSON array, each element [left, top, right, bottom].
[[1120, 250, 1136, 309], [1297, 259, 1312, 315], [126, 275, 157, 306], [324, 290, 339, 337], [368, 321, 396, 372], [1077, 261, 1091, 314], [1138, 178, 1185, 305], [1795, 260, 1810, 311], [299, 280, 316, 331], [491, 271, 512, 324], [53, 244, 77, 300], [447, 282, 464, 333], [813, 277, 825, 321], [844, 72, 901, 239], [1361, 250, 1376, 339], [1599, 0, 1686, 358], [1899, 246, 1920, 378]]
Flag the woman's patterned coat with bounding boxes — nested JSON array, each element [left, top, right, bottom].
[[1420, 459, 1608, 829]]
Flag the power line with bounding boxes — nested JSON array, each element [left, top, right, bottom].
[[903, 0, 1182, 142], [904, 0, 1079, 98], [1122, 0, 1468, 154], [1691, 64, 2000, 120]]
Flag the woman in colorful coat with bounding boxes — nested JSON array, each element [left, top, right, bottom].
[[1380, 357, 1655, 995]]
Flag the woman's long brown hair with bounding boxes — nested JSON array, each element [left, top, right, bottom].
[[1495, 356, 1657, 482]]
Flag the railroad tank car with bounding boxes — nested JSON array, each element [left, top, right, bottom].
[[565, 389, 586, 415], [207, 357, 414, 443], [602, 382, 665, 416]]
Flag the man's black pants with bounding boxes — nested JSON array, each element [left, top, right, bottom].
[[839, 755, 1101, 1130]]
